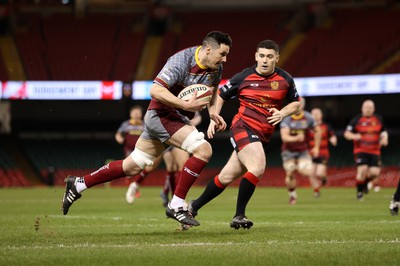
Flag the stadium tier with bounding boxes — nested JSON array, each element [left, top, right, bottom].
[[3, 4, 399, 81]]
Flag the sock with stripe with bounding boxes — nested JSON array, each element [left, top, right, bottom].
[[191, 175, 226, 212], [171, 156, 207, 207], [234, 172, 259, 217], [83, 160, 125, 189], [394, 179, 400, 201]]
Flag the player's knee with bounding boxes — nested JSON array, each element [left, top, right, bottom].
[[130, 148, 156, 169], [283, 160, 297, 172], [218, 174, 235, 186], [298, 160, 312, 175], [181, 129, 210, 156]]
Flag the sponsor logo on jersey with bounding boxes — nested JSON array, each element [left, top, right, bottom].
[[260, 94, 270, 103]]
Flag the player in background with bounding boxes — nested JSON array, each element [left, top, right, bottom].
[[280, 97, 321, 204], [389, 178, 400, 215], [308, 108, 337, 196], [61, 31, 232, 227], [344, 99, 388, 200], [159, 112, 202, 207], [188, 40, 301, 229], [115, 105, 158, 203], [116, 108, 202, 205]]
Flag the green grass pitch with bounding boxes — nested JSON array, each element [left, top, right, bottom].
[[0, 186, 399, 266]]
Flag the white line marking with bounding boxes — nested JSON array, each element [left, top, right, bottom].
[[3, 239, 400, 250]]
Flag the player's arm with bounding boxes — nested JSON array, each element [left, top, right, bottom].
[[380, 131, 389, 147], [344, 117, 361, 141], [329, 134, 338, 146], [207, 94, 226, 139], [268, 101, 301, 126], [311, 125, 321, 157], [280, 126, 304, 143], [150, 83, 207, 112], [191, 111, 202, 127], [115, 132, 124, 144]]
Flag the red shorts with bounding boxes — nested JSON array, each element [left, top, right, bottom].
[[229, 125, 262, 153]]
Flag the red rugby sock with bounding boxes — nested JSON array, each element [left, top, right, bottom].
[[174, 156, 207, 199], [84, 160, 125, 188]]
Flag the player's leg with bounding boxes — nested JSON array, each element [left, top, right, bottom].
[[126, 154, 163, 204], [61, 137, 163, 215], [390, 178, 400, 215], [297, 153, 316, 197], [190, 151, 246, 217], [355, 164, 368, 200], [366, 155, 382, 192], [282, 151, 297, 204], [164, 125, 211, 226], [170, 147, 190, 191], [316, 161, 328, 186], [229, 141, 265, 229], [160, 148, 176, 207]]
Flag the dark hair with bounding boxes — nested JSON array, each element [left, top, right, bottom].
[[130, 105, 143, 112], [202, 31, 232, 48], [257, 40, 279, 54]]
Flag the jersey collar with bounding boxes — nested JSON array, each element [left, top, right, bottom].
[[195, 46, 207, 70]]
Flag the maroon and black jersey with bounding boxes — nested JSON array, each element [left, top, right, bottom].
[[281, 111, 316, 152], [116, 119, 143, 154], [345, 114, 386, 155], [308, 122, 334, 159], [150, 46, 222, 119], [219, 66, 299, 143]]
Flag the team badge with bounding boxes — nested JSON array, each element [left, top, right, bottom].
[[271, 81, 279, 90]]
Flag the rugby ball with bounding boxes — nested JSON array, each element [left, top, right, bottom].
[[177, 84, 213, 103]]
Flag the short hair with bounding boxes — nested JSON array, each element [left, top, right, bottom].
[[202, 31, 232, 48], [130, 105, 143, 112], [257, 40, 279, 54]]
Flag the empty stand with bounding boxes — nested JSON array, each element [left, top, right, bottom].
[[283, 7, 400, 77], [13, 12, 146, 81]]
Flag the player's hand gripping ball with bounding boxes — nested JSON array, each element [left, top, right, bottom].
[[178, 84, 212, 104]]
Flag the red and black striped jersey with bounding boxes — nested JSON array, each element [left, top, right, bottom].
[[219, 66, 299, 143], [346, 114, 386, 155], [308, 122, 335, 158]]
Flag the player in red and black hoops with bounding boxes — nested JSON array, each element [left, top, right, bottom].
[[61, 31, 232, 228], [308, 108, 337, 195], [344, 99, 388, 201], [188, 40, 301, 229]]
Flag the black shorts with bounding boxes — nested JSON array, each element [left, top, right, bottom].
[[354, 152, 381, 167], [312, 156, 328, 165]]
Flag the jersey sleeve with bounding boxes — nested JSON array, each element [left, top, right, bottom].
[[219, 69, 249, 100], [280, 69, 300, 103], [117, 121, 128, 134], [346, 115, 360, 132], [154, 53, 185, 89], [305, 111, 316, 128], [280, 116, 291, 128], [375, 114, 387, 133], [327, 123, 335, 137]]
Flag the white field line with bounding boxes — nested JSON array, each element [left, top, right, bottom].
[[3, 238, 400, 251]]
